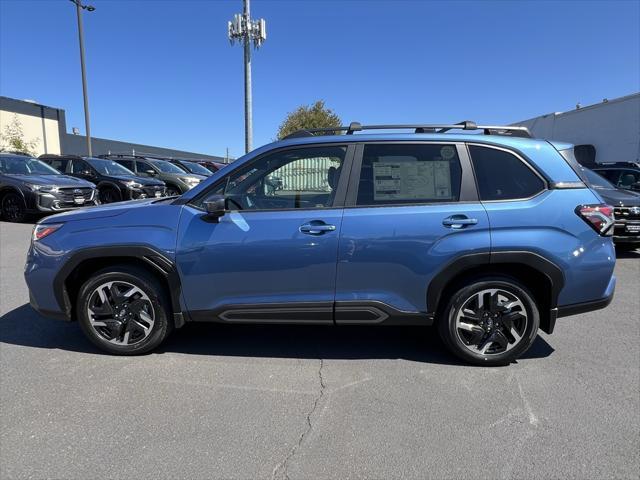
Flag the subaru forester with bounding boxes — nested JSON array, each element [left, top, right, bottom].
[[24, 122, 616, 365]]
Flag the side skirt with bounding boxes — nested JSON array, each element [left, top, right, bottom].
[[189, 301, 433, 326]]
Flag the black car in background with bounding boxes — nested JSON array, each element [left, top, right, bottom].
[[166, 158, 213, 177], [100, 154, 206, 196], [0, 152, 97, 222], [40, 155, 166, 204], [592, 162, 640, 193], [581, 167, 640, 249]]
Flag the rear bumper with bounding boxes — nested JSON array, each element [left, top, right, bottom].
[[547, 274, 615, 334], [556, 293, 614, 318]]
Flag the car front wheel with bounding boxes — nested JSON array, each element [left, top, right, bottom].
[[76, 266, 173, 355], [438, 277, 540, 366], [1, 192, 27, 222]]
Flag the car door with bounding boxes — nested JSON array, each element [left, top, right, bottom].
[[334, 142, 490, 324], [176, 144, 354, 323]]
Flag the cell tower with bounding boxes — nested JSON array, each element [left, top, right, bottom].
[[228, 0, 267, 153]]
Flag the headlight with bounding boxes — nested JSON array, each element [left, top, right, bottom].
[[33, 223, 63, 241], [121, 180, 143, 189], [26, 184, 59, 193]]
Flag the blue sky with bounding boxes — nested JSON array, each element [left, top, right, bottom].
[[1, 0, 638, 158]]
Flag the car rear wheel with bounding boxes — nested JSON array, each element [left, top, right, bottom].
[[1, 192, 27, 222], [99, 187, 122, 204], [76, 266, 173, 355], [438, 277, 540, 366]]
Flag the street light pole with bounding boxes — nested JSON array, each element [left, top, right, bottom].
[[70, 0, 95, 157], [228, 0, 266, 154]]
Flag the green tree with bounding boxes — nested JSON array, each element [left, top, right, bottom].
[[0, 114, 39, 156], [276, 100, 341, 139]]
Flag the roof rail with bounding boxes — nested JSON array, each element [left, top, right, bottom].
[[282, 121, 532, 139]]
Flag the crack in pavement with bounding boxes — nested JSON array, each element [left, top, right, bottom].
[[271, 358, 326, 480]]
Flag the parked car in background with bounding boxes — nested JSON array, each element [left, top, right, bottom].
[[196, 160, 228, 173], [40, 155, 166, 204], [592, 162, 640, 193], [100, 154, 206, 196], [166, 158, 213, 177], [25, 122, 616, 366], [580, 167, 640, 249], [1, 152, 97, 222]]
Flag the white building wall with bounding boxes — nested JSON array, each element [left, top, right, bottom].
[[514, 93, 640, 163], [0, 108, 61, 155]]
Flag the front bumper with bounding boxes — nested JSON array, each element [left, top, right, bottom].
[[29, 290, 68, 321], [35, 188, 98, 212]]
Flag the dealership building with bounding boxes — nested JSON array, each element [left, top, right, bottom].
[[0, 96, 227, 162]]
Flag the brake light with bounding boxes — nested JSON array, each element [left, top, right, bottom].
[[33, 223, 63, 241], [575, 204, 614, 236]]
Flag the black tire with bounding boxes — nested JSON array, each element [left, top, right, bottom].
[[166, 185, 182, 196], [1, 191, 28, 223], [437, 276, 540, 366], [76, 265, 173, 355], [99, 187, 122, 204]]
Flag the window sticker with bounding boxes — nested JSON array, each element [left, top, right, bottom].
[[440, 146, 456, 160], [373, 159, 452, 201]]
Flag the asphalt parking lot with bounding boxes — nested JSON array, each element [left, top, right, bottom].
[[1, 220, 638, 480]]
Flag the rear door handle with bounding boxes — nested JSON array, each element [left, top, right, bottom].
[[300, 221, 336, 235], [442, 215, 478, 229]]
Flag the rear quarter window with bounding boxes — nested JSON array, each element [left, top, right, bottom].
[[469, 145, 545, 201]]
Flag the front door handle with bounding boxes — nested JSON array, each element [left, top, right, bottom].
[[442, 215, 478, 229], [300, 221, 336, 235]]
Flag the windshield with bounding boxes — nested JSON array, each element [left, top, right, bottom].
[[182, 161, 211, 175], [149, 159, 186, 174], [0, 156, 61, 175], [582, 168, 616, 189], [87, 158, 135, 176]]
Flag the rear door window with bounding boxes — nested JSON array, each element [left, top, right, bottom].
[[355, 143, 462, 206], [469, 145, 545, 201]]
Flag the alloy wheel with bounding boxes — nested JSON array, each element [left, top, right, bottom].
[[86, 281, 155, 346], [454, 288, 528, 356]]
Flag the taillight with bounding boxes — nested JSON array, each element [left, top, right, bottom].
[[33, 223, 63, 241], [575, 204, 614, 236]]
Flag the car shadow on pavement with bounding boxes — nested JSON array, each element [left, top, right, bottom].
[[0, 303, 555, 365]]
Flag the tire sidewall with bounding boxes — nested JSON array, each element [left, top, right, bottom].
[[440, 277, 540, 366], [76, 267, 172, 355], [2, 192, 27, 222]]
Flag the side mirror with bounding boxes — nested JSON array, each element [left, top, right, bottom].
[[145, 169, 156, 176], [203, 194, 227, 220], [82, 170, 94, 177]]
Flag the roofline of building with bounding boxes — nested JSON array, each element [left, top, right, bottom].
[[513, 92, 640, 124]]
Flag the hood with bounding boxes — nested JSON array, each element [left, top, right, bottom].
[[594, 187, 640, 207], [40, 197, 174, 224], [103, 174, 165, 186], [8, 174, 95, 188]]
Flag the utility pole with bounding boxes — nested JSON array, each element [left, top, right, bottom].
[[228, 0, 266, 154], [70, 0, 95, 157]]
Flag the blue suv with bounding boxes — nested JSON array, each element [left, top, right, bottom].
[[24, 122, 617, 365]]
